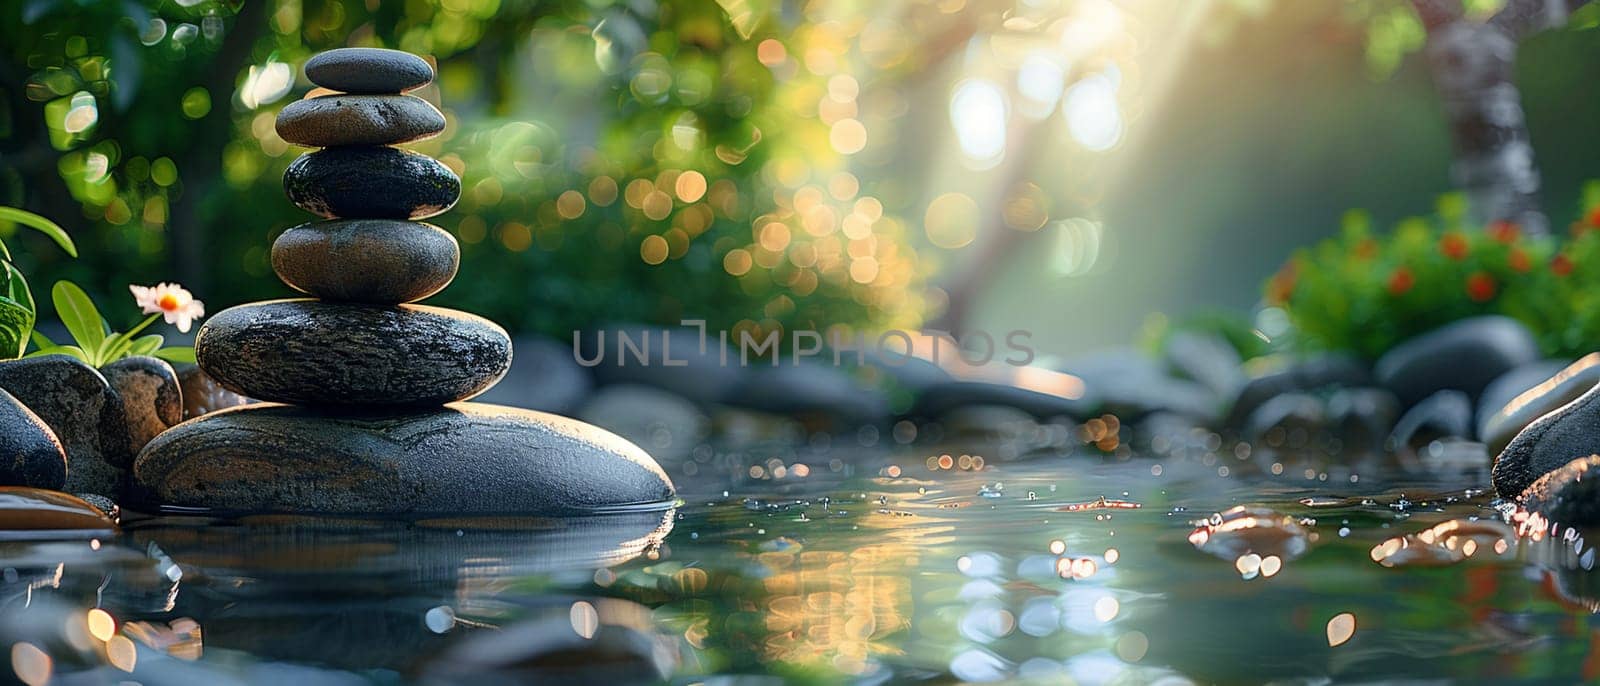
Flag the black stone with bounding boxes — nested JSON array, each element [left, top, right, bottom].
[[1388, 390, 1473, 453], [1326, 387, 1401, 454], [1519, 455, 1600, 528], [133, 402, 676, 515], [1165, 331, 1245, 399], [1224, 353, 1371, 429], [0, 391, 67, 490], [272, 219, 459, 304], [725, 362, 889, 426], [0, 355, 131, 496], [304, 47, 434, 94], [101, 356, 183, 455], [284, 147, 460, 220], [577, 324, 745, 404], [195, 300, 511, 407], [276, 94, 445, 147], [1375, 316, 1541, 407], [1479, 355, 1596, 455], [0, 487, 116, 536], [1493, 380, 1600, 498]]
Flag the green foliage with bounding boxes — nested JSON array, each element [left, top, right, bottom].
[[1267, 188, 1600, 359], [29, 280, 195, 367], [0, 206, 78, 358]]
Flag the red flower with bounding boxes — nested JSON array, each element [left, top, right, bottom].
[[1387, 267, 1415, 295], [1467, 272, 1496, 302], [1267, 263, 1296, 304], [1353, 238, 1378, 260], [1488, 221, 1520, 243], [1552, 253, 1574, 277], [1588, 206, 1600, 228], [1508, 248, 1530, 273], [1440, 232, 1470, 260]]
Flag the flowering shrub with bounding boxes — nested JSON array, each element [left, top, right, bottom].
[[1267, 187, 1600, 359]]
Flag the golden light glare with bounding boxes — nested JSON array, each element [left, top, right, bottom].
[[556, 190, 586, 219], [10, 642, 51, 686], [107, 635, 137, 672], [757, 39, 787, 66], [1327, 613, 1356, 647], [87, 609, 116, 642], [642, 190, 674, 220], [641, 235, 669, 264], [724, 248, 754, 275], [675, 170, 708, 202], [758, 222, 792, 251], [924, 192, 979, 249], [589, 176, 619, 206], [829, 118, 867, 154]]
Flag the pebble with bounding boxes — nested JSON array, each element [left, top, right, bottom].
[[272, 219, 459, 303], [284, 146, 460, 220], [0, 389, 67, 489], [276, 94, 445, 147], [304, 47, 434, 94]]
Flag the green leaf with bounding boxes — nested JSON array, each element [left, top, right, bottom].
[[29, 329, 54, 350], [128, 334, 163, 356], [25, 344, 90, 364], [95, 331, 130, 366], [51, 280, 105, 353], [152, 346, 195, 364], [0, 206, 78, 258], [4, 262, 35, 315], [0, 297, 35, 359]]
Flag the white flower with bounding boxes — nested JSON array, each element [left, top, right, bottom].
[[129, 282, 205, 333]]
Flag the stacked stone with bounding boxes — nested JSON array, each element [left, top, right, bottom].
[[132, 48, 674, 516]]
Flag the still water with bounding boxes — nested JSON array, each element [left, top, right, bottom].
[[4, 430, 1597, 684]]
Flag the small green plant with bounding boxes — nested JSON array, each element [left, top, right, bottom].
[[1266, 186, 1600, 359], [0, 206, 78, 358], [29, 281, 200, 367]]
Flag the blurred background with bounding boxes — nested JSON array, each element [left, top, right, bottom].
[[3, 0, 1599, 358]]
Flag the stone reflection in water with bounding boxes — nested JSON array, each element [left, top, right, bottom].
[[1188, 506, 1310, 578], [1368, 519, 1516, 567], [118, 509, 674, 676]]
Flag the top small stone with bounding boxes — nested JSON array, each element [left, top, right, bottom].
[[305, 47, 433, 94]]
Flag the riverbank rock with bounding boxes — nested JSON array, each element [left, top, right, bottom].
[[726, 362, 888, 426], [305, 47, 434, 94], [1326, 387, 1401, 454], [272, 219, 459, 303], [276, 94, 445, 147], [1518, 455, 1600, 527], [1165, 331, 1245, 399], [1479, 355, 1598, 455], [196, 300, 511, 406], [0, 355, 130, 496], [579, 324, 744, 404], [1493, 382, 1600, 498], [1224, 353, 1370, 429], [1375, 316, 1540, 407], [284, 146, 460, 220], [133, 402, 675, 515], [0, 391, 66, 489], [475, 336, 593, 413], [1389, 390, 1473, 453], [101, 356, 183, 454]]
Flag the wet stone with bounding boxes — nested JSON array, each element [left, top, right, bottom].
[[0, 487, 117, 538], [304, 47, 434, 94], [1375, 315, 1541, 407], [1479, 355, 1598, 456], [272, 219, 459, 304], [284, 146, 460, 220], [1493, 381, 1600, 498], [1389, 390, 1473, 453], [276, 93, 446, 147], [475, 336, 594, 414], [1520, 455, 1600, 528], [195, 299, 511, 407], [0, 355, 131, 496], [0, 389, 66, 489], [133, 402, 676, 515], [100, 355, 183, 455]]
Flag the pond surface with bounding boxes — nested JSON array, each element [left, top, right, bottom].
[[5, 435, 1598, 684]]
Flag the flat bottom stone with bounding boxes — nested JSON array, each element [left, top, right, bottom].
[[132, 402, 675, 516]]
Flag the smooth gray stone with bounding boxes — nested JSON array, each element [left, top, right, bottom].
[[1326, 387, 1400, 454], [101, 356, 183, 455], [0, 355, 130, 496], [1061, 347, 1220, 420], [284, 147, 460, 220], [1388, 390, 1473, 452], [133, 402, 675, 515], [1242, 392, 1324, 446], [577, 384, 708, 459], [725, 362, 888, 425], [196, 300, 511, 406], [1479, 355, 1596, 455], [305, 47, 433, 94], [912, 379, 1088, 420], [577, 324, 744, 404], [276, 94, 445, 147], [422, 597, 675, 686], [1224, 353, 1371, 428], [475, 336, 593, 413], [1375, 316, 1540, 407], [1165, 331, 1245, 399], [1494, 381, 1600, 498], [0, 390, 67, 489], [272, 219, 459, 304], [1519, 455, 1600, 528]]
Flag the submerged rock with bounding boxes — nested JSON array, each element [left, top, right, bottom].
[[1479, 355, 1598, 456], [196, 300, 511, 406], [100, 356, 183, 455], [1188, 506, 1309, 562], [1242, 392, 1324, 449], [275, 94, 446, 147], [272, 219, 459, 304], [1375, 316, 1540, 407], [0, 390, 66, 489], [1369, 519, 1516, 567], [133, 402, 675, 515], [0, 487, 117, 538], [422, 597, 676, 685], [725, 363, 888, 425], [284, 146, 460, 220], [305, 47, 434, 94], [1519, 455, 1600, 528], [1493, 382, 1600, 498], [0, 355, 131, 496], [1326, 387, 1401, 454]]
